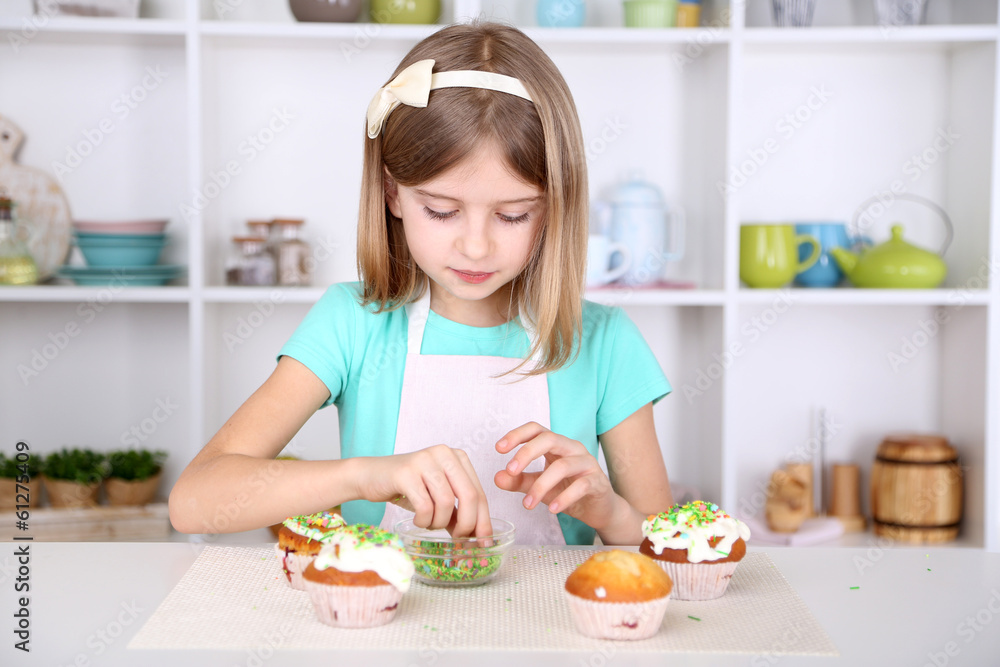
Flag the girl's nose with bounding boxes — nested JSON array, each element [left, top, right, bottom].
[[457, 216, 492, 259]]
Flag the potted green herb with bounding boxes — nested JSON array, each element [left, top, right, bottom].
[[41, 448, 108, 508], [104, 449, 167, 506], [0, 451, 41, 511]]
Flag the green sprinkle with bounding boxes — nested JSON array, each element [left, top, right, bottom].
[[850, 586, 859, 590], [688, 615, 701, 621], [716, 550, 729, 556], [927, 568, 932, 572], [554, 562, 558, 565], [431, 627, 437, 632], [506, 598, 511, 602], [424, 625, 429, 629]]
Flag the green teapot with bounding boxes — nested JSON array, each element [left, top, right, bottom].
[[830, 194, 952, 289]]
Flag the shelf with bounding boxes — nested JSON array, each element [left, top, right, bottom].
[[0, 16, 188, 35], [585, 288, 725, 306], [0, 286, 191, 303], [197, 19, 439, 42], [736, 289, 992, 306], [743, 24, 998, 45], [202, 286, 325, 304]]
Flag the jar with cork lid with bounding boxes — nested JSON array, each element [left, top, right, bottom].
[[226, 235, 276, 286], [273, 218, 311, 286]]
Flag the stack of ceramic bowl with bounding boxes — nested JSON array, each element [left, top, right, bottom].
[[58, 220, 184, 286]]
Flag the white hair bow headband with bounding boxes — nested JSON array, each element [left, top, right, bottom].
[[366, 58, 534, 139]]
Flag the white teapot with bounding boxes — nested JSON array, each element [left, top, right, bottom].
[[595, 176, 684, 287]]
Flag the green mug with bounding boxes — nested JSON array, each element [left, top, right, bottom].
[[740, 224, 821, 288]]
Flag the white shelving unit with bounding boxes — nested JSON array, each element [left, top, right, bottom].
[[0, 0, 996, 551]]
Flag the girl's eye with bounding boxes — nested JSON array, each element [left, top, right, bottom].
[[499, 212, 531, 224], [423, 206, 456, 220]]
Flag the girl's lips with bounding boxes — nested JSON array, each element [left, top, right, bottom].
[[452, 269, 494, 284]]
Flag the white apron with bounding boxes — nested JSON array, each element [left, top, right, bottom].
[[379, 287, 566, 545]]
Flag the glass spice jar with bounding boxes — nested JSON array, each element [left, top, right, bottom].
[[273, 218, 311, 287], [226, 236, 275, 286], [0, 194, 39, 286]]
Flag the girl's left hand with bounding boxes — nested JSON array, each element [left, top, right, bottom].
[[493, 422, 627, 533]]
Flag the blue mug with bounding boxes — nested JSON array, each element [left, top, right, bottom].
[[537, 0, 585, 27], [794, 222, 871, 288]]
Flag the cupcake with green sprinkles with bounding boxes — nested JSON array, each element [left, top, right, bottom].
[[640, 500, 751, 600], [302, 523, 414, 628], [274, 510, 347, 590]]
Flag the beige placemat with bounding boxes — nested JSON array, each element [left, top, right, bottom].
[[129, 546, 837, 655]]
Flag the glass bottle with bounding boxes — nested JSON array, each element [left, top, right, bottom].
[[273, 218, 311, 287], [226, 236, 275, 286], [0, 195, 39, 286]]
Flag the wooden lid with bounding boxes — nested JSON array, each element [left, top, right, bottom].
[[877, 433, 956, 462]]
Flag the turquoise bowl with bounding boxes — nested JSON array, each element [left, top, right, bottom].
[[75, 239, 167, 267], [74, 232, 167, 243]]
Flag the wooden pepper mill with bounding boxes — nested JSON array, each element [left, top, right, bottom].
[[830, 463, 866, 532]]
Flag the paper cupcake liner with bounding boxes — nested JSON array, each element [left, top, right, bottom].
[[303, 579, 403, 628], [563, 590, 669, 640], [654, 559, 740, 600], [274, 543, 316, 591]]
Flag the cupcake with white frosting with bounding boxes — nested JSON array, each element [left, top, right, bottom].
[[274, 510, 347, 590], [302, 524, 415, 628], [640, 501, 751, 600]]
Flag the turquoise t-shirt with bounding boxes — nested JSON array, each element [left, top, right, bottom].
[[278, 282, 671, 544]]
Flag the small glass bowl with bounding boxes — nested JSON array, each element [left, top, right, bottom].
[[395, 518, 516, 587]]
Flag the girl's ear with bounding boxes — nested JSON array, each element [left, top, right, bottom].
[[383, 166, 402, 218]]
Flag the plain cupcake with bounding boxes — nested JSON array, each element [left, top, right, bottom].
[[274, 510, 347, 590], [640, 500, 750, 600], [564, 549, 673, 640], [302, 523, 415, 628]]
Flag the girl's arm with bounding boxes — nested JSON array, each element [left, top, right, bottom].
[[169, 356, 493, 537], [494, 402, 672, 545]]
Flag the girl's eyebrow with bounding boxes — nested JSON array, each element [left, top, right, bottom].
[[414, 188, 542, 204]]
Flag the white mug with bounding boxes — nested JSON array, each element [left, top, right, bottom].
[[586, 234, 631, 287]]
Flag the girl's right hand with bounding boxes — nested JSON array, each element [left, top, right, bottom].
[[354, 446, 493, 538]]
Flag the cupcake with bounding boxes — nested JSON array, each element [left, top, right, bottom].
[[274, 510, 347, 590], [564, 550, 673, 640], [640, 500, 751, 601], [302, 524, 415, 628]]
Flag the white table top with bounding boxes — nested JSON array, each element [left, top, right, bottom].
[[2, 541, 999, 667]]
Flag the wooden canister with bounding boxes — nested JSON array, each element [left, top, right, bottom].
[[870, 434, 962, 543]]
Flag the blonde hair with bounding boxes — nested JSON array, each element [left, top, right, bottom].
[[357, 21, 588, 375]]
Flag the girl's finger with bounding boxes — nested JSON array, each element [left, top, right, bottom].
[[421, 466, 457, 530], [494, 421, 548, 455], [493, 468, 543, 495], [522, 455, 597, 510], [502, 430, 580, 477], [545, 476, 599, 515], [445, 451, 489, 538]]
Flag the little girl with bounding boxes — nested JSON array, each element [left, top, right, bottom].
[[169, 21, 673, 546]]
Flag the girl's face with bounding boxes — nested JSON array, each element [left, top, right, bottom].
[[385, 141, 544, 326]]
